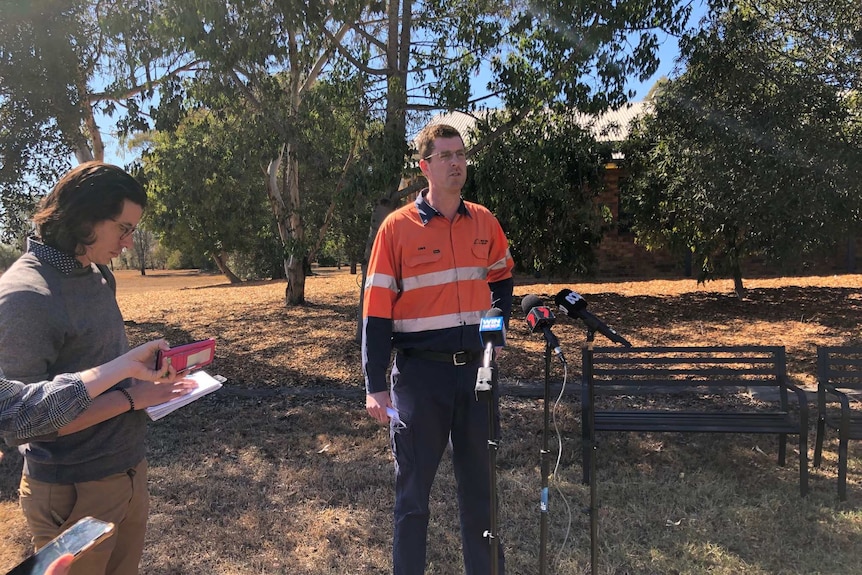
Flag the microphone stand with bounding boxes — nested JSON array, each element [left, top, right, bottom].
[[539, 341, 552, 575], [476, 343, 500, 575], [581, 328, 599, 575]]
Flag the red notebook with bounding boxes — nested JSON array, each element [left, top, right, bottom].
[[155, 338, 216, 373]]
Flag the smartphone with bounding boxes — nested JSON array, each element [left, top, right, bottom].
[[155, 338, 216, 373], [5, 517, 114, 575]]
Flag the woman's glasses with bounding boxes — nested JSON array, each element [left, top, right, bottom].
[[116, 222, 137, 240]]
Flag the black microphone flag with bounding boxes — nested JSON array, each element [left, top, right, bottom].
[[554, 289, 632, 347]]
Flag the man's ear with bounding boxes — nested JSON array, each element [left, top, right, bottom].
[[418, 158, 429, 176]]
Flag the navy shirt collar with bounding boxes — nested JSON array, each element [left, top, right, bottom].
[[27, 237, 87, 276], [414, 189, 471, 226]]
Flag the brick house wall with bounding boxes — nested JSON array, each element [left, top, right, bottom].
[[594, 163, 684, 277], [594, 162, 861, 278]]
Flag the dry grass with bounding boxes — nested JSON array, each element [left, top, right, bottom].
[[1, 269, 861, 574]]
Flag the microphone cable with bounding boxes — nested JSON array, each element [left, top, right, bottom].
[[550, 360, 576, 572]]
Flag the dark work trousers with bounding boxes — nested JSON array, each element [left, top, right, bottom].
[[390, 352, 505, 575]]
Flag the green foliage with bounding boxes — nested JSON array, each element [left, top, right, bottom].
[[164, 249, 194, 271], [0, 2, 85, 238], [336, 121, 387, 266], [622, 3, 862, 288], [142, 104, 278, 275], [2, 0, 723, 291], [467, 110, 609, 277], [0, 1, 90, 144], [0, 243, 22, 272], [484, 0, 692, 114]]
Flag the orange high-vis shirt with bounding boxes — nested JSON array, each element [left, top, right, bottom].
[[362, 196, 514, 393]]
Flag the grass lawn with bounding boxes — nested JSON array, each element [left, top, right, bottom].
[[1, 269, 861, 574]]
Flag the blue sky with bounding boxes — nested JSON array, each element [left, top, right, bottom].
[[628, 35, 684, 98]]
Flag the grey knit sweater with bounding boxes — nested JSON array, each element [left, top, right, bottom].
[[0, 249, 146, 483]]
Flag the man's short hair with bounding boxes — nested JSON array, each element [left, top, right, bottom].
[[32, 162, 147, 256], [416, 124, 464, 160]]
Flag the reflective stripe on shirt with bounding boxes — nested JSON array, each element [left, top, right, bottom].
[[401, 266, 488, 292], [365, 272, 399, 293], [393, 310, 485, 333]]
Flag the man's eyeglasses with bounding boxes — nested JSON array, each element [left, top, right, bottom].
[[423, 149, 467, 162], [116, 222, 137, 240]]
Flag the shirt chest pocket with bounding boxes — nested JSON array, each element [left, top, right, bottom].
[[471, 241, 490, 263], [405, 251, 443, 270]]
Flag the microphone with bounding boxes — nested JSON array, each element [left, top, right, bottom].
[[554, 288, 632, 347], [521, 294, 565, 363], [476, 308, 505, 394]]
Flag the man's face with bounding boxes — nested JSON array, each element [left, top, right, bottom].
[[78, 199, 143, 266], [420, 136, 467, 194]]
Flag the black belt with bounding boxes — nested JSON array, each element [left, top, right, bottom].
[[400, 349, 482, 366]]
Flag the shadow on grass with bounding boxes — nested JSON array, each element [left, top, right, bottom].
[[144, 394, 862, 574], [2, 392, 860, 574]]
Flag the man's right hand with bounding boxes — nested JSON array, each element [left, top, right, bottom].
[[366, 391, 392, 424]]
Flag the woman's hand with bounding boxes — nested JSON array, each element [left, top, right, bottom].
[[121, 339, 187, 383], [126, 377, 197, 409]]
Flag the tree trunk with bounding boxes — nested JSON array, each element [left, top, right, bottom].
[[212, 251, 242, 284], [286, 256, 306, 305], [81, 98, 105, 162], [356, 1, 413, 340], [730, 253, 746, 298], [350, 261, 357, 274], [139, 264, 146, 276], [732, 269, 746, 299], [728, 235, 746, 298]]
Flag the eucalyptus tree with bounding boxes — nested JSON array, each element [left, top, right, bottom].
[[622, 4, 861, 296], [147, 1, 372, 303], [3, 0, 700, 304], [0, 1, 198, 212]]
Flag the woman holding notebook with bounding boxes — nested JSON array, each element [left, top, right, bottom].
[[0, 163, 194, 575]]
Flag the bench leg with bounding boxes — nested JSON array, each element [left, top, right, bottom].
[[777, 434, 787, 467], [799, 430, 808, 497], [813, 417, 825, 467], [581, 383, 591, 485], [838, 431, 849, 501]]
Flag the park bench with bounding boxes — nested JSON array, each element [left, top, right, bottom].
[[813, 345, 862, 500], [581, 345, 809, 496]]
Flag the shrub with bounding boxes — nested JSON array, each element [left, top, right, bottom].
[[0, 244, 22, 272]]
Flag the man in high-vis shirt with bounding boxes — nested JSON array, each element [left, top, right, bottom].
[[363, 123, 514, 574]]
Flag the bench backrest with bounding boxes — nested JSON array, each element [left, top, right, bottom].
[[584, 345, 789, 406], [817, 346, 862, 391]]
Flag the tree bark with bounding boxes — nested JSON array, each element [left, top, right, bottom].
[[286, 256, 306, 305], [212, 251, 242, 284]]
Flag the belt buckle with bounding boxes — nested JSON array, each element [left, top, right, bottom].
[[453, 351, 468, 366]]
